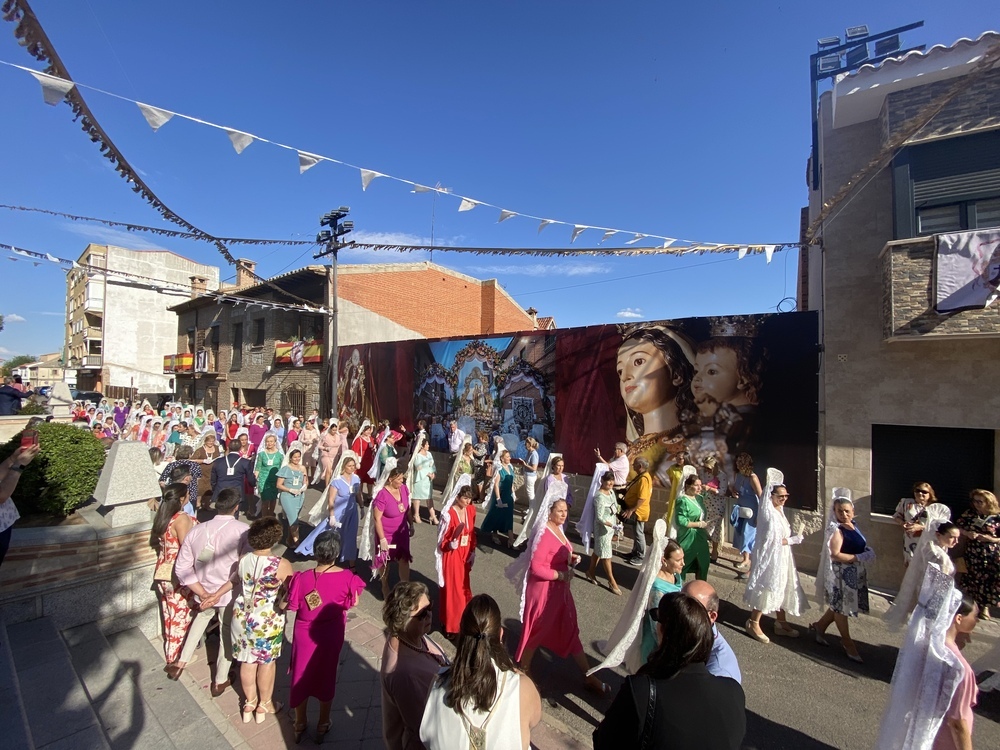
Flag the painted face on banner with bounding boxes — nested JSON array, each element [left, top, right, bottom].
[[617, 339, 676, 415], [692, 347, 742, 407]]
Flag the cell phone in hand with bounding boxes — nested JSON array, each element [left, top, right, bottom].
[[20, 429, 39, 449]]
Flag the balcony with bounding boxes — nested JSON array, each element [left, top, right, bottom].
[[85, 326, 103, 340], [881, 232, 1000, 340], [81, 355, 102, 369], [84, 296, 104, 313], [164, 351, 220, 375]]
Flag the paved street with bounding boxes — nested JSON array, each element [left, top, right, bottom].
[[171, 486, 1000, 749]]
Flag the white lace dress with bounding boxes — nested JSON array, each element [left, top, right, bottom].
[[743, 499, 807, 616]]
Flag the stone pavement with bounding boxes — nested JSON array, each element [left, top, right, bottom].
[[161, 598, 587, 749]]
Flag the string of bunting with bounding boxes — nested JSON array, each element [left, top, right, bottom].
[[2, 241, 329, 315], [0, 1, 802, 259], [0, 0, 322, 307]]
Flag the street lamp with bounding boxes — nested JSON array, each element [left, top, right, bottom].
[[314, 207, 354, 420]]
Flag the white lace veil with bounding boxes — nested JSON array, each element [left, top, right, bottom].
[[359, 457, 397, 561], [281, 440, 305, 470], [440, 434, 473, 508], [307, 448, 358, 526], [351, 418, 371, 448], [504, 478, 568, 621], [815, 487, 852, 608], [404, 429, 428, 488], [576, 462, 610, 555], [435, 474, 473, 587], [587, 519, 669, 676], [743, 467, 799, 614], [514, 452, 562, 547], [194, 426, 218, 453], [480, 437, 507, 512], [367, 429, 391, 482], [875, 563, 964, 750], [885, 503, 952, 629]]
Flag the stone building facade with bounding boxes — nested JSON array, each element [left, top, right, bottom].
[[168, 261, 540, 416], [800, 33, 1000, 589]]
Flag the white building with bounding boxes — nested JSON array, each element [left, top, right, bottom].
[[66, 244, 220, 398]]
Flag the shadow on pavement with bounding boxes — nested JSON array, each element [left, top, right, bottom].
[[742, 711, 839, 749]]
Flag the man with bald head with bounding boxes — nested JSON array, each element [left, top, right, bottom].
[[683, 579, 742, 684]]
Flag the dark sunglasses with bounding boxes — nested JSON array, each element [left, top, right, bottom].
[[414, 606, 433, 620]]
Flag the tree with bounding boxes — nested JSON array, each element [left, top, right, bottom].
[[0, 354, 37, 377]]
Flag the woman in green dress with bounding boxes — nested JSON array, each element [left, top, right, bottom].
[[481, 450, 516, 548], [254, 433, 284, 518], [408, 438, 437, 524], [675, 474, 711, 581], [640, 538, 685, 661]]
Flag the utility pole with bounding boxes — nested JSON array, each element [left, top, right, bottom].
[[315, 207, 353, 420]]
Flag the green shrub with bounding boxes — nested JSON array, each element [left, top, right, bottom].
[[18, 401, 46, 416], [0, 422, 106, 516]]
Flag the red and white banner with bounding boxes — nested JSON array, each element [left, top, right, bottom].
[[936, 229, 1000, 312]]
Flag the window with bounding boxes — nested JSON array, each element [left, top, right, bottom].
[[974, 197, 1000, 229], [916, 197, 1000, 236], [871, 424, 994, 516], [917, 204, 961, 235], [187, 328, 196, 354], [232, 322, 243, 371], [254, 318, 265, 347]]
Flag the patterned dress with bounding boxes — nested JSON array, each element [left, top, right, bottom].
[[593, 488, 617, 560], [894, 498, 929, 561], [155, 512, 196, 664], [231, 554, 286, 664], [957, 509, 1000, 608], [828, 523, 870, 617]]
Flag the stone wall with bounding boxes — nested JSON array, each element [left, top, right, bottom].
[[882, 68, 1000, 145], [881, 238, 1000, 339]]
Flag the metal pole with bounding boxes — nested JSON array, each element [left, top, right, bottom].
[[328, 245, 340, 420]]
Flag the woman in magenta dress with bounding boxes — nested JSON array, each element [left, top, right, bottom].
[[373, 467, 413, 598], [509, 491, 609, 697], [287, 529, 366, 744]]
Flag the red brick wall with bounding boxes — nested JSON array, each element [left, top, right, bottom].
[[338, 266, 534, 337]]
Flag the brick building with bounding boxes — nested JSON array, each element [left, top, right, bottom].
[[167, 260, 540, 416], [799, 31, 1000, 589]]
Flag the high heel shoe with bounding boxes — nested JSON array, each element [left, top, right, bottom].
[[808, 622, 828, 646], [843, 642, 863, 663], [292, 721, 307, 744], [315, 721, 331, 744], [745, 619, 770, 644], [254, 699, 282, 724], [610, 585, 623, 596], [242, 696, 258, 724]]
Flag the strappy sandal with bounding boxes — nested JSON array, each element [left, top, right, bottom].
[[242, 695, 258, 724], [292, 721, 307, 744], [315, 721, 331, 744], [254, 699, 282, 724], [808, 622, 829, 646]]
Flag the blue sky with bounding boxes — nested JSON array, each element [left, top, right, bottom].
[[0, 1, 996, 358]]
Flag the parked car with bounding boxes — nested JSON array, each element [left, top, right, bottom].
[[36, 386, 52, 398], [71, 390, 103, 404]]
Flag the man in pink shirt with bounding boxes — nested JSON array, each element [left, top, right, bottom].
[[170, 487, 249, 695]]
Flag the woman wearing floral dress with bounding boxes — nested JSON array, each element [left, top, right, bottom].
[[586, 471, 622, 595], [957, 489, 1000, 620], [231, 518, 293, 723], [892, 482, 935, 564], [150, 485, 195, 667]]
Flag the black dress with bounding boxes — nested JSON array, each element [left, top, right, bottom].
[[593, 663, 746, 750]]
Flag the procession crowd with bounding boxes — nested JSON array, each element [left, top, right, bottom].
[[2, 397, 997, 748]]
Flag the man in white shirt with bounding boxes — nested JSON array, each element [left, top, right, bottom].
[[595, 442, 630, 488], [447, 420, 466, 455]]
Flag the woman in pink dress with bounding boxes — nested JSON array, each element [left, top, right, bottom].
[[287, 529, 366, 744], [319, 419, 350, 484], [373, 467, 413, 598], [513, 496, 609, 697]]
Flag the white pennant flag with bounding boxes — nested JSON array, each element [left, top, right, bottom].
[[225, 129, 254, 154], [498, 210, 517, 223], [30, 71, 75, 106], [738, 247, 748, 260], [538, 220, 555, 233], [13, 249, 32, 258], [625, 233, 646, 245], [298, 151, 321, 174], [136, 102, 174, 131], [45, 253, 60, 263], [360, 169, 383, 191], [600, 230, 617, 244], [570, 225, 587, 243], [661, 239, 677, 248], [411, 184, 433, 193], [73, 261, 81, 269], [458, 198, 478, 212], [764, 245, 776, 264]]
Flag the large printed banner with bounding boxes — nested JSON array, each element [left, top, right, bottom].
[[935, 229, 1000, 312], [337, 311, 819, 508]]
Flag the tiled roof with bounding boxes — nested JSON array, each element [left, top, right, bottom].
[[843, 31, 999, 81]]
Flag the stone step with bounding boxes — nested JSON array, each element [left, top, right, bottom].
[[0, 616, 35, 750], [62, 623, 230, 750], [6, 616, 109, 749]]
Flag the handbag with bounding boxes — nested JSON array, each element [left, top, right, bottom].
[[629, 675, 657, 750], [152, 558, 175, 582]]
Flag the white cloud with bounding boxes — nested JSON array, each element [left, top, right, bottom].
[[616, 307, 643, 319], [4, 313, 26, 322], [61, 222, 170, 251], [478, 262, 611, 277]]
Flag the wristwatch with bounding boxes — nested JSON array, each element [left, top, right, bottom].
[[11, 465, 25, 472]]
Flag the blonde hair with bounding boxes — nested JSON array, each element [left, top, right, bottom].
[[524, 437, 538, 450], [971, 489, 1000, 514]]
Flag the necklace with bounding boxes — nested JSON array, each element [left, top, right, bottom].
[[397, 635, 450, 666]]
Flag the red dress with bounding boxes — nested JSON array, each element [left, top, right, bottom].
[[439, 504, 476, 633], [353, 436, 375, 480], [515, 526, 583, 661]]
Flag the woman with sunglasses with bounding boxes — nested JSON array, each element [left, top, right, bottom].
[[893, 482, 936, 565], [380, 581, 449, 750]]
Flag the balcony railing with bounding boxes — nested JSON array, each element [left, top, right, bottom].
[[881, 233, 1000, 340], [85, 326, 102, 340], [82, 355, 102, 368], [164, 351, 220, 374], [84, 296, 103, 313]]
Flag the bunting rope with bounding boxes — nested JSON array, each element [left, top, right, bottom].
[[1, 0, 323, 307], [2, 240, 329, 314], [0, 0, 802, 257]]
